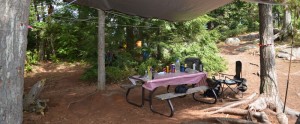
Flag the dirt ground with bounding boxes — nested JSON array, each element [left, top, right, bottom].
[[23, 42, 300, 124]]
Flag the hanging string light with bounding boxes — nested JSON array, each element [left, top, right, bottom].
[[136, 40, 142, 47]]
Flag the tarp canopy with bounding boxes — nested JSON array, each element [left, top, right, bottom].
[[64, 0, 282, 21], [65, 0, 234, 21]]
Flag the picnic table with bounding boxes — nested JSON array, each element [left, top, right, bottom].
[[123, 72, 218, 117]]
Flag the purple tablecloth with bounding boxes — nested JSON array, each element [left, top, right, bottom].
[[129, 72, 207, 91]]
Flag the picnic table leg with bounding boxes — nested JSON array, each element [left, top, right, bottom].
[[125, 86, 144, 107], [148, 89, 175, 117], [167, 85, 171, 93]]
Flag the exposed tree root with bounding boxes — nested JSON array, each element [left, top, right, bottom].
[[285, 107, 300, 117], [216, 117, 256, 124], [208, 93, 257, 114], [202, 90, 300, 124], [201, 107, 220, 112], [201, 93, 257, 112], [207, 108, 271, 124], [202, 93, 300, 124], [276, 113, 288, 124], [249, 96, 300, 117], [248, 95, 299, 123], [264, 108, 277, 115], [67, 90, 98, 109]]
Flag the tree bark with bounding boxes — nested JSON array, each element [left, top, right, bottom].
[[0, 0, 31, 123], [23, 79, 46, 111], [39, 40, 45, 61], [97, 9, 106, 90], [258, 3, 279, 99], [126, 26, 134, 53], [33, 0, 45, 61], [282, 5, 292, 37], [38, 1, 46, 61], [257, 4, 290, 123], [50, 34, 56, 57], [33, 0, 40, 22]]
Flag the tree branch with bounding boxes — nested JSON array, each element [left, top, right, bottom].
[[209, 93, 257, 114]]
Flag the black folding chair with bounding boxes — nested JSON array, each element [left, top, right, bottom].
[[221, 61, 246, 97]]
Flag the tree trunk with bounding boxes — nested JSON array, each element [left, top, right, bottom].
[[50, 34, 56, 57], [33, 0, 40, 22], [39, 40, 45, 61], [258, 3, 286, 119], [259, 3, 278, 98], [282, 5, 292, 37], [97, 9, 106, 90], [156, 28, 162, 60], [33, 0, 44, 61], [126, 26, 134, 53], [0, 0, 31, 123]]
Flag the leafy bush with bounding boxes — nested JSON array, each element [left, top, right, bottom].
[[81, 65, 135, 83], [80, 65, 98, 81], [25, 50, 39, 72], [110, 52, 138, 69], [157, 17, 227, 75], [136, 58, 161, 75], [218, 25, 248, 40], [106, 66, 134, 82], [209, 1, 259, 39]]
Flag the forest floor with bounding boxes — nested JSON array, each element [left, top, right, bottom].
[[23, 41, 300, 124]]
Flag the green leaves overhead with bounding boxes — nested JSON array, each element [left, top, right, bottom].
[[209, 0, 259, 38]]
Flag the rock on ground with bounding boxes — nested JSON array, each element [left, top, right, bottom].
[[225, 37, 240, 46], [238, 33, 259, 41]]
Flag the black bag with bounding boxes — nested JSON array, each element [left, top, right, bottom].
[[204, 89, 217, 98], [296, 114, 300, 124], [237, 78, 247, 92], [206, 77, 221, 96], [175, 85, 189, 93]]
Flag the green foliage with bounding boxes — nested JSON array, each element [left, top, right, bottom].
[[26, 50, 39, 65], [157, 16, 227, 74], [286, 0, 300, 46], [209, 0, 259, 39], [25, 50, 39, 72], [81, 65, 135, 83], [27, 0, 254, 80], [136, 58, 160, 75], [106, 67, 134, 82], [80, 65, 98, 81], [110, 52, 138, 70]]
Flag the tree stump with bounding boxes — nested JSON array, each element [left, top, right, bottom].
[[23, 79, 46, 111]]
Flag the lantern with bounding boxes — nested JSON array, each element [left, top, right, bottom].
[[136, 40, 142, 48]]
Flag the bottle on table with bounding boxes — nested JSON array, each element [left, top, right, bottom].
[[166, 66, 169, 73], [147, 66, 152, 80], [199, 63, 203, 72], [175, 59, 180, 73], [192, 63, 196, 70]]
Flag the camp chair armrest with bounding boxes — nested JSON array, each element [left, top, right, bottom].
[[225, 76, 232, 80], [218, 73, 234, 77]]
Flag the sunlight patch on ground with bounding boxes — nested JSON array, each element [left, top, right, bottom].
[[180, 109, 203, 117]]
